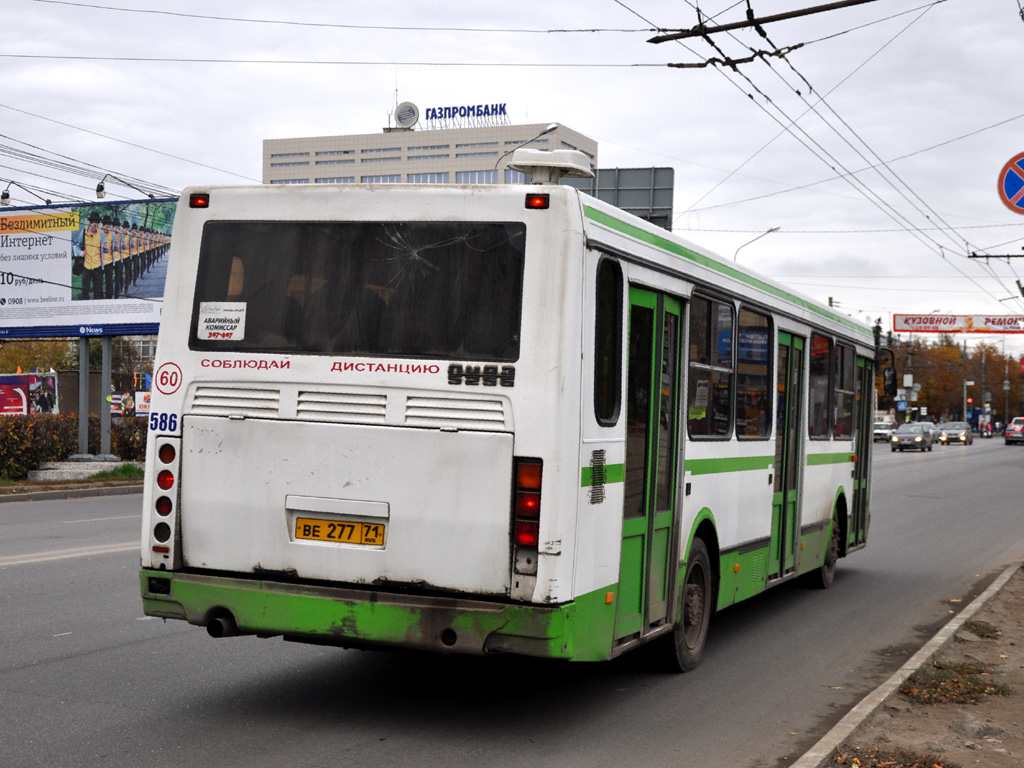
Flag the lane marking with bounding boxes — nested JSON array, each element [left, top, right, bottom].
[[0, 542, 138, 567], [63, 514, 141, 524]]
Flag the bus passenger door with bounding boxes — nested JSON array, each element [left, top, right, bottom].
[[770, 333, 804, 579], [850, 356, 872, 547], [616, 287, 681, 641]]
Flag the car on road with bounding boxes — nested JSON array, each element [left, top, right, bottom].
[[872, 422, 895, 442], [938, 421, 973, 446], [891, 422, 933, 452], [1006, 416, 1024, 445]]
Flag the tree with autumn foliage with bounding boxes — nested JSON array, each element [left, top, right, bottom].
[[877, 335, 1024, 423], [0, 337, 152, 392], [0, 339, 77, 373]]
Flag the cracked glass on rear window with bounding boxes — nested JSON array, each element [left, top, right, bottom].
[[189, 221, 526, 360]]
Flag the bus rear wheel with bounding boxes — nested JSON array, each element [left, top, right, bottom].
[[664, 537, 712, 673], [806, 516, 839, 589]]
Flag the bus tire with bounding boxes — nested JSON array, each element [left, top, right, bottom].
[[807, 516, 839, 590], [664, 537, 712, 673]]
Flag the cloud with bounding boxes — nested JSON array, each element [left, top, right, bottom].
[[3, 0, 1024, 351]]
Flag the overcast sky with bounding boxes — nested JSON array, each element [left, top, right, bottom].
[[4, 0, 1024, 356]]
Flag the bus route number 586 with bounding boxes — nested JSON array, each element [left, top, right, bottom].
[[149, 413, 179, 432]]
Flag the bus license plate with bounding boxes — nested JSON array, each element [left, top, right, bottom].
[[294, 517, 386, 546]]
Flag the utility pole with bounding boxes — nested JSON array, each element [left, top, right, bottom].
[[982, 346, 987, 432], [1004, 339, 1010, 429]]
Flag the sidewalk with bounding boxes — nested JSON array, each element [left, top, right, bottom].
[[0, 479, 142, 503], [795, 560, 1024, 767]]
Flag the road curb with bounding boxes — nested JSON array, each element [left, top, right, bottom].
[[791, 559, 1024, 768], [0, 484, 143, 504]]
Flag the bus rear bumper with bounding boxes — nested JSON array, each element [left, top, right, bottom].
[[140, 569, 614, 661]]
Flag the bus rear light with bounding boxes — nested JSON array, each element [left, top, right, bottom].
[[515, 520, 539, 547], [525, 193, 549, 210], [189, 192, 210, 208], [512, 458, 542, 576], [516, 491, 540, 517], [149, 436, 181, 569], [517, 461, 542, 489]]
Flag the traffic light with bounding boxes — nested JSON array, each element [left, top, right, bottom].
[[967, 397, 973, 404]]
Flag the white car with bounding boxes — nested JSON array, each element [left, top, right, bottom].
[[872, 422, 895, 442]]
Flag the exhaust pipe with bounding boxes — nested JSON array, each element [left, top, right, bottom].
[[206, 612, 238, 639]]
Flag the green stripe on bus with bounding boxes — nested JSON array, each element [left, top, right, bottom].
[[583, 206, 869, 336], [582, 453, 851, 481], [806, 452, 854, 466], [685, 455, 774, 475], [580, 463, 625, 487]]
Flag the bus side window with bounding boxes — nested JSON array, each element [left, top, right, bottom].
[[736, 307, 772, 438], [808, 333, 832, 439], [834, 344, 856, 438], [687, 295, 734, 438], [594, 257, 622, 426]]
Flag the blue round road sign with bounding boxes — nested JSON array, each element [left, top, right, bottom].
[[998, 152, 1024, 214]]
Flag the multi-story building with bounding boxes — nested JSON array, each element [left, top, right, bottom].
[[262, 109, 672, 230], [262, 119, 598, 186]]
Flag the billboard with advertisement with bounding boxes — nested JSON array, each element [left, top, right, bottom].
[[0, 373, 59, 415], [0, 198, 177, 339], [108, 389, 151, 417], [893, 314, 1024, 334]]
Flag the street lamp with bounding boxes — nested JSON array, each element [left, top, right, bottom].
[[733, 226, 780, 261], [492, 123, 559, 182], [1, 181, 52, 206], [96, 173, 155, 200]]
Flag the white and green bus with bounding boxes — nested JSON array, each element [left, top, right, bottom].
[[140, 150, 875, 671]]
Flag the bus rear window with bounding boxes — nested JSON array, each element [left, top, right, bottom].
[[189, 221, 526, 360]]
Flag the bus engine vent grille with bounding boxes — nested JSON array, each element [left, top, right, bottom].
[[589, 449, 606, 504], [190, 386, 280, 417], [297, 391, 387, 424], [751, 552, 767, 586], [404, 396, 507, 430]]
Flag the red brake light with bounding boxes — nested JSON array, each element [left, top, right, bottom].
[[158, 443, 176, 464], [514, 520, 539, 547], [516, 491, 540, 518], [525, 193, 549, 210], [189, 192, 210, 208], [157, 469, 175, 490]]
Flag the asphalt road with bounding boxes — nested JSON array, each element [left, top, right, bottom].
[[2, 439, 1023, 768]]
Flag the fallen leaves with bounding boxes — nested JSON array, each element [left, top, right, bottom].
[[898, 659, 1010, 705], [833, 745, 954, 767]]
